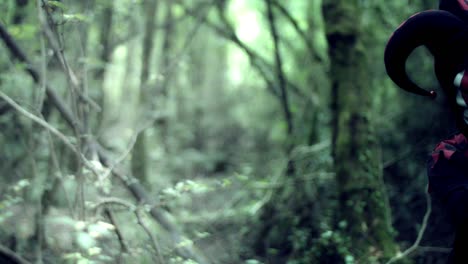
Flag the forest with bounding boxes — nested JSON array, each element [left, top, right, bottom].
[[0, 0, 459, 263]]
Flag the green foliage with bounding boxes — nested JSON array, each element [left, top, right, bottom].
[[287, 228, 356, 264], [46, 1, 66, 10], [0, 0, 450, 263]]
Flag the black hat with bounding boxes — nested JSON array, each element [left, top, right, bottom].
[[384, 10, 468, 98]]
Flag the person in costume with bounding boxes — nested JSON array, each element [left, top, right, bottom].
[[385, 0, 468, 263]]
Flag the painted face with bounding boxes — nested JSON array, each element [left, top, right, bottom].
[[454, 71, 468, 123]]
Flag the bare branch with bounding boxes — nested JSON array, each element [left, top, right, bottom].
[[417, 246, 451, 254], [93, 197, 137, 211], [104, 209, 129, 253], [135, 209, 165, 264], [0, 18, 210, 264], [96, 145, 210, 264], [0, 91, 101, 179], [0, 22, 82, 132], [385, 192, 432, 264], [265, 0, 293, 135], [37, 5, 101, 112], [178, 0, 311, 102], [36, 0, 47, 113], [270, 0, 323, 63]]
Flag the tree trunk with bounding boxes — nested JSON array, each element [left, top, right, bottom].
[[324, 0, 399, 260], [157, 0, 175, 150], [13, 0, 29, 25], [131, 0, 158, 184], [95, 2, 114, 80]]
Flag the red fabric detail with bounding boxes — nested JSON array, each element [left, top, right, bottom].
[[458, 0, 468, 10], [431, 133, 468, 167], [431, 147, 455, 166]]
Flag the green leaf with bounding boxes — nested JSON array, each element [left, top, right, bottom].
[[9, 25, 37, 40], [63, 13, 89, 23], [47, 1, 66, 10]]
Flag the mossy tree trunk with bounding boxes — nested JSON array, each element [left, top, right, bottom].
[[323, 0, 399, 261], [131, 0, 158, 184]]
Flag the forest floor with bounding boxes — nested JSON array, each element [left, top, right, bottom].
[[168, 174, 255, 264]]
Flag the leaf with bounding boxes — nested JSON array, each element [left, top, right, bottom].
[[236, 173, 249, 181], [63, 13, 89, 23], [173, 3, 185, 17], [221, 178, 232, 188], [63, 252, 82, 260], [87, 247, 102, 256], [194, 231, 210, 239], [9, 25, 37, 40], [12, 179, 30, 192], [245, 260, 263, 264], [47, 1, 66, 10], [88, 221, 114, 239], [176, 238, 194, 248], [76, 232, 96, 250]]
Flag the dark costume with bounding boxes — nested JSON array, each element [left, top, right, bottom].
[[428, 133, 468, 263], [385, 0, 468, 263]]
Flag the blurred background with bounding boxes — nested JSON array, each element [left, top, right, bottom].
[[0, 0, 458, 263]]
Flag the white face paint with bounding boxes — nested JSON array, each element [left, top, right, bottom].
[[454, 71, 468, 124]]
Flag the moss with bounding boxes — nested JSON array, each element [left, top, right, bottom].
[[325, 0, 407, 262]]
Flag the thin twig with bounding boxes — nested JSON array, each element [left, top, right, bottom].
[[270, 0, 322, 63], [44, 122, 75, 217], [38, 5, 101, 112], [177, 0, 311, 102], [36, 0, 47, 113], [151, 0, 207, 101], [385, 192, 432, 264], [0, 91, 75, 152], [92, 197, 136, 212], [0, 16, 210, 264], [265, 0, 293, 135], [0, 22, 82, 132], [104, 208, 129, 253], [101, 113, 166, 181], [417, 246, 452, 254], [0, 91, 101, 179], [96, 148, 210, 264], [93, 198, 164, 263], [135, 209, 165, 264]]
